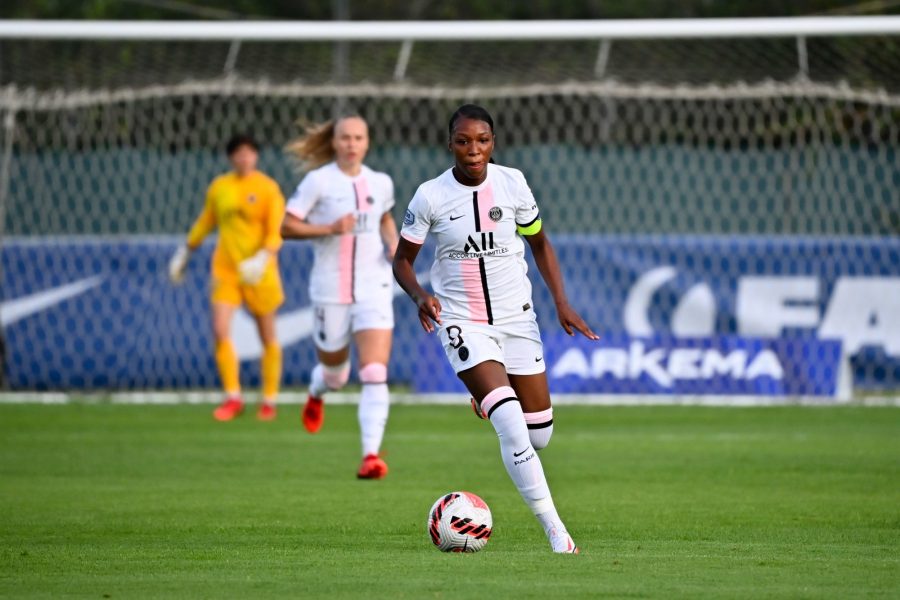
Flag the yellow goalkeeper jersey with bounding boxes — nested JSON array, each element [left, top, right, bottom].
[[186, 170, 285, 271]]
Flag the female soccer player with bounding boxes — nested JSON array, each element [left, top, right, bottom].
[[281, 115, 399, 480], [169, 133, 286, 422], [393, 104, 598, 553]]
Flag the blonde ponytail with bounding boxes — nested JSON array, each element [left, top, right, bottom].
[[285, 119, 337, 171]]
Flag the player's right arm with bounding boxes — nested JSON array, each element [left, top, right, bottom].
[[169, 183, 217, 284], [393, 238, 441, 333], [281, 212, 355, 239], [393, 187, 441, 332], [280, 171, 355, 240]]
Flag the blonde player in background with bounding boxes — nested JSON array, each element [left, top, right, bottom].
[[169, 134, 286, 422], [281, 116, 399, 480]]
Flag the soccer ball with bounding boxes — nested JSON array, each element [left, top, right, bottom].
[[427, 491, 493, 553]]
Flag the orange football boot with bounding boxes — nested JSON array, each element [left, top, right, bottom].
[[357, 453, 389, 479], [257, 401, 276, 421], [302, 394, 324, 433], [213, 397, 244, 421]]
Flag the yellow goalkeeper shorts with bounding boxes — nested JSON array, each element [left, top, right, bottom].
[[210, 262, 284, 316]]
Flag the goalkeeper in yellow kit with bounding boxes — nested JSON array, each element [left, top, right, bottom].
[[168, 134, 286, 421]]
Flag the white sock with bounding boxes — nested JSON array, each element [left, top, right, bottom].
[[484, 388, 555, 517], [358, 382, 389, 456], [309, 364, 328, 398], [536, 507, 566, 535], [525, 407, 554, 450], [358, 363, 390, 457], [309, 362, 350, 399]]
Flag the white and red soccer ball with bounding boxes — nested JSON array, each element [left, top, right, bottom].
[[427, 491, 493, 552]]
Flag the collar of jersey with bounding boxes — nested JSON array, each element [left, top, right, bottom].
[[445, 165, 492, 191], [329, 161, 368, 181]]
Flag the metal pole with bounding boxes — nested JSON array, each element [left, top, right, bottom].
[[796, 35, 810, 80], [0, 105, 16, 389], [0, 107, 15, 245], [394, 39, 414, 81], [223, 39, 242, 77], [594, 39, 612, 79], [332, 0, 350, 116]]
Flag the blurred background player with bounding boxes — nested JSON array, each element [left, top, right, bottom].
[[393, 104, 598, 552], [168, 133, 286, 421], [281, 115, 398, 480]]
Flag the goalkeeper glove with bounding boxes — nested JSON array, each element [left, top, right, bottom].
[[238, 249, 270, 285], [168, 245, 191, 284]]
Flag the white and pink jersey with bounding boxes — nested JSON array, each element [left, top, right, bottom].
[[400, 164, 542, 325], [286, 162, 395, 304]]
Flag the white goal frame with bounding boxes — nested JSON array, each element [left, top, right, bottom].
[[2, 17, 900, 83]]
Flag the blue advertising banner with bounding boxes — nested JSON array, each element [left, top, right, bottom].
[[413, 333, 846, 397], [2, 235, 898, 393]]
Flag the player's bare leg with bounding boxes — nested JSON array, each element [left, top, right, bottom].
[[354, 328, 392, 479], [253, 310, 280, 421], [460, 362, 578, 553], [304, 345, 350, 433], [211, 302, 243, 421]]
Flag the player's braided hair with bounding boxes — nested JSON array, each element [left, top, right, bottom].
[[448, 104, 494, 137], [285, 115, 365, 171]]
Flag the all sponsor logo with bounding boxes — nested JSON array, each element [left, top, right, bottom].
[[449, 232, 509, 259]]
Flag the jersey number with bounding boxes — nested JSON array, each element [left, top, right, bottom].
[[446, 325, 465, 349]]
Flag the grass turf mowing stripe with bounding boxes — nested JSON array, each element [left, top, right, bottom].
[[0, 404, 897, 598]]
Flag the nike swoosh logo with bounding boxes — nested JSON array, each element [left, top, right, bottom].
[[449, 215, 464, 221], [513, 447, 531, 458], [1, 276, 104, 327], [535, 356, 543, 362], [234, 270, 431, 360]]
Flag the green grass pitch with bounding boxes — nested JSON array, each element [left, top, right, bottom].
[[1, 403, 898, 598]]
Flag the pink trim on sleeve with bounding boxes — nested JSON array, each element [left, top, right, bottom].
[[285, 205, 307, 220], [400, 231, 425, 244]]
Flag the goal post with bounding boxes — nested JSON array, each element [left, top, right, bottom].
[[1, 18, 898, 400]]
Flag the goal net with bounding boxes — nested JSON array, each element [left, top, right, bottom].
[[2, 21, 899, 399]]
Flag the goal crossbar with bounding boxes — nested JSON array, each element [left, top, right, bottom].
[[1, 17, 900, 41]]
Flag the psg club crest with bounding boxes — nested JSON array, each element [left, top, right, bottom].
[[367, 195, 375, 205], [489, 207, 503, 222], [247, 194, 257, 204]]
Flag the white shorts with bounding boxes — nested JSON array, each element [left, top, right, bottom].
[[313, 299, 394, 352], [439, 316, 545, 376]]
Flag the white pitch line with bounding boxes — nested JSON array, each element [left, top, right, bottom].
[[0, 392, 895, 406]]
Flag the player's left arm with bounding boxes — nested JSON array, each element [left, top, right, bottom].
[[524, 227, 599, 340], [380, 212, 399, 261], [380, 176, 400, 261]]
